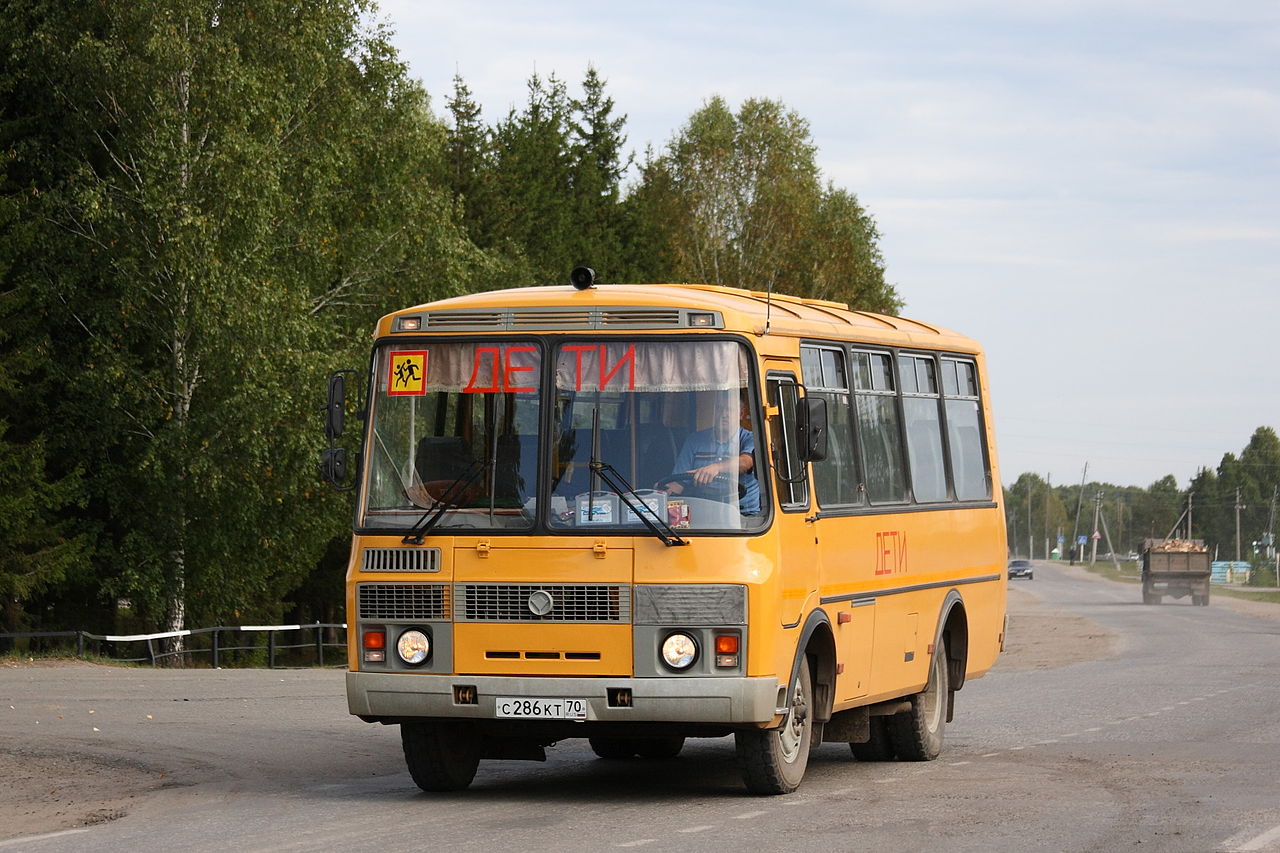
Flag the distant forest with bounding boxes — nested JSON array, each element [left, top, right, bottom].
[[1005, 426, 1280, 581]]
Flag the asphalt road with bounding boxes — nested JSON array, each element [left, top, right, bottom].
[[4, 563, 1280, 853]]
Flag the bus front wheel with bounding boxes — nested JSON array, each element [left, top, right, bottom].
[[888, 639, 949, 761], [735, 660, 812, 794], [401, 721, 481, 792]]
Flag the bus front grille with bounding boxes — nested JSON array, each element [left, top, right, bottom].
[[357, 583, 450, 621], [455, 583, 631, 623]]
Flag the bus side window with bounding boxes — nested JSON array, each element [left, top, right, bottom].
[[767, 376, 809, 509]]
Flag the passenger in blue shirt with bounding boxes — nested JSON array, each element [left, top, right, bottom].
[[660, 398, 760, 515]]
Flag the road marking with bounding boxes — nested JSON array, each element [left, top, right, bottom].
[[615, 840, 655, 848], [0, 829, 90, 848], [949, 761, 972, 766], [678, 825, 717, 834], [734, 811, 769, 820], [1225, 822, 1280, 851], [982, 752, 1001, 757], [1085, 727, 1102, 732]]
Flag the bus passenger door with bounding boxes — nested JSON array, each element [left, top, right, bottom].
[[765, 370, 819, 629]]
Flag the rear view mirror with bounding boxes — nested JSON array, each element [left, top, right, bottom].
[[798, 397, 828, 463], [325, 373, 346, 440], [320, 447, 348, 483], [320, 369, 361, 491]]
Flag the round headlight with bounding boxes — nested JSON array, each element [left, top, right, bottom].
[[661, 632, 698, 670], [396, 629, 431, 666]]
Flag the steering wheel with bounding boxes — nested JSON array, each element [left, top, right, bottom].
[[659, 471, 743, 500]]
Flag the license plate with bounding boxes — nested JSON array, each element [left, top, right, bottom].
[[494, 697, 588, 720]]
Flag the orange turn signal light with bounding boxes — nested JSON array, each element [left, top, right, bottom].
[[715, 635, 739, 654], [363, 630, 386, 650]]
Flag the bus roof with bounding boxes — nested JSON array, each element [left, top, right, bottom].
[[375, 283, 983, 353]]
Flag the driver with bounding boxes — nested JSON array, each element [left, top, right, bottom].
[[660, 394, 760, 515]]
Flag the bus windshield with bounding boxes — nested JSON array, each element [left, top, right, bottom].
[[360, 338, 765, 534]]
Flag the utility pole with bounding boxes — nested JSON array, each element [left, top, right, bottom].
[[1045, 474, 1052, 560], [1235, 487, 1245, 563], [1099, 499, 1122, 571], [1090, 490, 1102, 564], [1116, 497, 1125, 556], [1071, 462, 1088, 564], [1027, 480, 1033, 560], [1269, 485, 1279, 582], [1187, 491, 1193, 541]]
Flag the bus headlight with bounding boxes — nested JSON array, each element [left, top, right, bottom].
[[396, 629, 431, 666], [661, 632, 698, 670]]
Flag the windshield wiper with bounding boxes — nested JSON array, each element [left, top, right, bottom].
[[589, 459, 688, 547], [402, 460, 485, 545]]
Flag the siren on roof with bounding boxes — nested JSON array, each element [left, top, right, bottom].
[[569, 267, 596, 290]]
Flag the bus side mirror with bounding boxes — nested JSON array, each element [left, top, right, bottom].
[[320, 447, 348, 484], [321, 369, 360, 491], [325, 373, 346, 440], [798, 397, 828, 463]]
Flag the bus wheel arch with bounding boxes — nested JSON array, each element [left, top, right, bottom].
[[734, 610, 833, 795], [938, 590, 970, 696], [795, 609, 837, 726]]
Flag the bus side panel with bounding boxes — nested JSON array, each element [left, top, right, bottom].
[[819, 505, 1006, 706]]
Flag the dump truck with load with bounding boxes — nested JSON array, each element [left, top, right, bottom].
[[1141, 538, 1210, 606]]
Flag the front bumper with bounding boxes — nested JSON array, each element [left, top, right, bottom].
[[347, 671, 783, 725]]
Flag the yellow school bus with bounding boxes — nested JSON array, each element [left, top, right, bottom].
[[323, 269, 1006, 795]]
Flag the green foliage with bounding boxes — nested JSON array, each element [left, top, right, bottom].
[[1189, 427, 1280, 563], [1003, 472, 1070, 559], [0, 176, 90, 629], [446, 68, 632, 286], [2, 0, 487, 635], [622, 96, 900, 313]]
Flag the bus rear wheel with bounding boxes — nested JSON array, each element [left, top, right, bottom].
[[888, 639, 949, 761], [401, 721, 481, 792], [735, 660, 812, 794]]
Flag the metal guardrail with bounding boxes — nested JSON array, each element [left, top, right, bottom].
[[0, 623, 347, 668]]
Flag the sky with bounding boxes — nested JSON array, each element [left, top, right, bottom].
[[378, 0, 1278, 490]]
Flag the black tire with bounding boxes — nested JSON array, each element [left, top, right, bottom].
[[400, 721, 481, 792], [589, 737, 637, 760], [888, 639, 949, 761], [735, 659, 812, 794], [849, 715, 896, 761], [634, 736, 685, 759]]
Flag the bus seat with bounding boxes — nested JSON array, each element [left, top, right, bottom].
[[416, 435, 475, 483], [638, 424, 682, 489], [493, 434, 537, 505]]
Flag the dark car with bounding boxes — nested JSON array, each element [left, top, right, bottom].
[[1007, 559, 1034, 580]]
